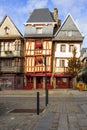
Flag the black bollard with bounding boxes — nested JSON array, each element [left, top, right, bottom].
[[45, 89, 48, 106], [37, 92, 40, 115]]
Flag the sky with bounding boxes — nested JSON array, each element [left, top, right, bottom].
[[0, 0, 87, 48]]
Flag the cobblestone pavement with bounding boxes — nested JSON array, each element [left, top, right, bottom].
[[0, 90, 87, 130]]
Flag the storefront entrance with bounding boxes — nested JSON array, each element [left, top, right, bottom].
[[36, 77, 43, 89]]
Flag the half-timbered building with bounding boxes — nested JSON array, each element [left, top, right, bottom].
[[24, 8, 61, 89], [53, 14, 84, 88], [0, 15, 24, 90]]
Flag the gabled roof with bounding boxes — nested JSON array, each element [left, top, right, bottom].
[[53, 14, 84, 41], [0, 15, 23, 38], [26, 8, 55, 23]]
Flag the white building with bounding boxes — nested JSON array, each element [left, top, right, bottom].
[[52, 14, 84, 88]]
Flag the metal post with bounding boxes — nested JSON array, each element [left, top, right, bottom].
[[45, 88, 48, 106], [37, 92, 40, 115], [44, 55, 49, 106]]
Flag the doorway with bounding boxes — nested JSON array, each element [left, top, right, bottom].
[[36, 77, 43, 89]]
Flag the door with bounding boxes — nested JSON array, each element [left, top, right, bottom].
[[36, 77, 43, 89]]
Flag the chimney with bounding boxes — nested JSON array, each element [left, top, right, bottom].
[[53, 8, 58, 24]]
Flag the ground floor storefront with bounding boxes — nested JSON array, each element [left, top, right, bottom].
[[24, 73, 52, 90], [24, 73, 72, 90], [54, 74, 72, 89], [0, 74, 24, 90], [0, 73, 72, 90]]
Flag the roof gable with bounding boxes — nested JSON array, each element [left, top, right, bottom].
[[0, 15, 22, 38], [54, 14, 84, 41], [27, 8, 55, 23]]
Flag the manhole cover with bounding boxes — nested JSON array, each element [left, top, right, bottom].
[[10, 109, 44, 113]]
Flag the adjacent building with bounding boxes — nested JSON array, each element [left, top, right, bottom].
[[53, 14, 84, 88], [0, 15, 24, 90]]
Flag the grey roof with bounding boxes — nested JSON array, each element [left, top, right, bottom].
[[27, 8, 54, 23], [53, 14, 84, 41], [24, 26, 54, 37]]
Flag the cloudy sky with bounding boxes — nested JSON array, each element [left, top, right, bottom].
[[0, 0, 87, 47]]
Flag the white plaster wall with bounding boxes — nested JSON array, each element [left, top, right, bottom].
[[55, 43, 81, 58]]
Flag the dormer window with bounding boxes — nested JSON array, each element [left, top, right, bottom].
[[4, 26, 9, 34], [36, 27, 42, 34], [66, 31, 72, 37]]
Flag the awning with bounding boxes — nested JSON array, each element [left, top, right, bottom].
[[54, 74, 72, 77], [35, 42, 42, 48], [26, 73, 52, 77]]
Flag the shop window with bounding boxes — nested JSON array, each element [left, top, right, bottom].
[[47, 77, 50, 83], [27, 77, 33, 84], [62, 78, 67, 83], [56, 78, 60, 84]]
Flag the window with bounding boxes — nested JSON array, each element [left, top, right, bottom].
[[55, 59, 59, 67], [35, 57, 43, 65], [36, 28, 42, 34], [4, 60, 12, 67], [66, 31, 72, 37], [15, 44, 20, 51], [3, 42, 12, 51], [35, 41, 42, 48], [15, 40, 20, 51], [69, 45, 74, 52], [4, 26, 9, 34], [15, 58, 21, 67], [60, 60, 65, 67], [60, 45, 66, 52]]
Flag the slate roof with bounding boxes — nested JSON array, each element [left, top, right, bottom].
[[24, 25, 54, 38], [27, 8, 54, 23], [53, 14, 84, 41]]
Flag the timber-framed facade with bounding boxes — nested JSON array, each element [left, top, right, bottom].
[[0, 15, 24, 90], [0, 8, 84, 90]]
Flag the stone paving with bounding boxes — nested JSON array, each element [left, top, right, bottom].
[[0, 89, 87, 130]]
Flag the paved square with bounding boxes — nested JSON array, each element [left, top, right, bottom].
[[0, 90, 87, 130]]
